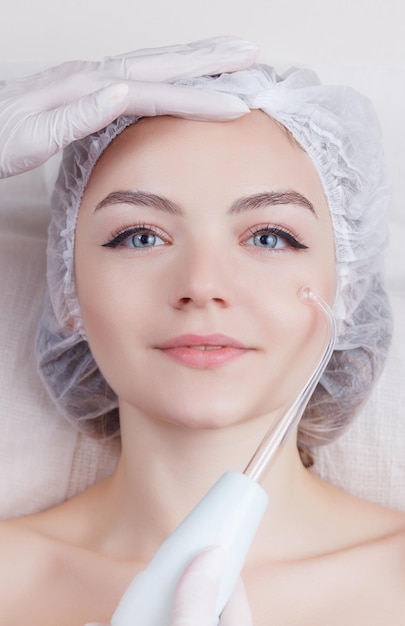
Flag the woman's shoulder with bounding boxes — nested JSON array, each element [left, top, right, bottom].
[[342, 522, 405, 623], [0, 514, 55, 571], [0, 489, 107, 586], [303, 475, 405, 616], [377, 520, 405, 588], [311, 471, 405, 546], [0, 512, 124, 626], [0, 516, 60, 621], [324, 489, 405, 620]]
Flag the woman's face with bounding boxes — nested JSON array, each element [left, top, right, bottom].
[[75, 111, 335, 429]]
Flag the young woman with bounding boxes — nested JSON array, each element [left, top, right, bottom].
[[1, 62, 404, 625]]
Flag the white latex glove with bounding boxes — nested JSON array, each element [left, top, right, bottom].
[[83, 547, 253, 626], [0, 36, 258, 178], [170, 547, 253, 626]]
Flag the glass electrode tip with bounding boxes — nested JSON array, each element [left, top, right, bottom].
[[244, 286, 337, 483], [298, 285, 314, 302]]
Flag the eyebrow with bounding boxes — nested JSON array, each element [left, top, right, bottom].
[[94, 189, 316, 217], [94, 190, 182, 215], [228, 190, 316, 216]]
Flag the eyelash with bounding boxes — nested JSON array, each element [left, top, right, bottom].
[[244, 224, 308, 250], [102, 222, 308, 251], [103, 223, 168, 248]]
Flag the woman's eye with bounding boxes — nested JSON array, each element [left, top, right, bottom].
[[244, 227, 307, 250], [103, 228, 166, 249], [249, 232, 283, 249], [127, 232, 165, 248]]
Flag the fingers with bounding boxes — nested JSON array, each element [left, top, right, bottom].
[[105, 36, 259, 81], [171, 547, 253, 626], [14, 83, 130, 164], [39, 78, 248, 157], [171, 547, 225, 626], [0, 36, 258, 177], [220, 579, 253, 626], [50, 83, 130, 144], [20, 36, 256, 118], [124, 81, 249, 120], [108, 36, 252, 59]]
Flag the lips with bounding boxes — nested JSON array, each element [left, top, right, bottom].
[[156, 334, 251, 368]]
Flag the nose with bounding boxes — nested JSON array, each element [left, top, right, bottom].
[[168, 242, 234, 310]]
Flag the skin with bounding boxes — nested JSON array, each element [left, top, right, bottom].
[[0, 112, 404, 625]]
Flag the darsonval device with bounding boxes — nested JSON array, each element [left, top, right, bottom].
[[111, 287, 337, 626]]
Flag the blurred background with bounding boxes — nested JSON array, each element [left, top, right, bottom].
[[0, 0, 403, 67]]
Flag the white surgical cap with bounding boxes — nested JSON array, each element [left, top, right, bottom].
[[37, 64, 392, 452]]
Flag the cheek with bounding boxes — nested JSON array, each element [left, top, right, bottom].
[[236, 246, 335, 391], [239, 245, 335, 322], [74, 248, 150, 387], [259, 296, 329, 409]]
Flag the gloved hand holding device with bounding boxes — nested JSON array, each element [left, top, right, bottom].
[[0, 36, 258, 178], [83, 547, 253, 626]]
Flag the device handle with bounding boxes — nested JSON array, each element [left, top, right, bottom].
[[111, 471, 268, 626]]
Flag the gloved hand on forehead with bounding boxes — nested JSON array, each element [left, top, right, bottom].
[[0, 36, 257, 178], [83, 547, 253, 626]]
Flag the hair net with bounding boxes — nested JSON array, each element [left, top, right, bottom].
[[36, 64, 392, 463]]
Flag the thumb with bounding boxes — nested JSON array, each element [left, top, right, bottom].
[[171, 546, 225, 626], [220, 578, 253, 626]]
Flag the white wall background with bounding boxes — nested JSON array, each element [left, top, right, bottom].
[[1, 0, 404, 67]]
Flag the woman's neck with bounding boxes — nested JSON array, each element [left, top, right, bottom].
[[97, 400, 321, 564]]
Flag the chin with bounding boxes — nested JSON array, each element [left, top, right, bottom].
[[147, 396, 277, 433], [118, 376, 286, 433], [166, 412, 240, 431]]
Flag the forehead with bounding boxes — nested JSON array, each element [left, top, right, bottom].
[[83, 111, 328, 216]]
